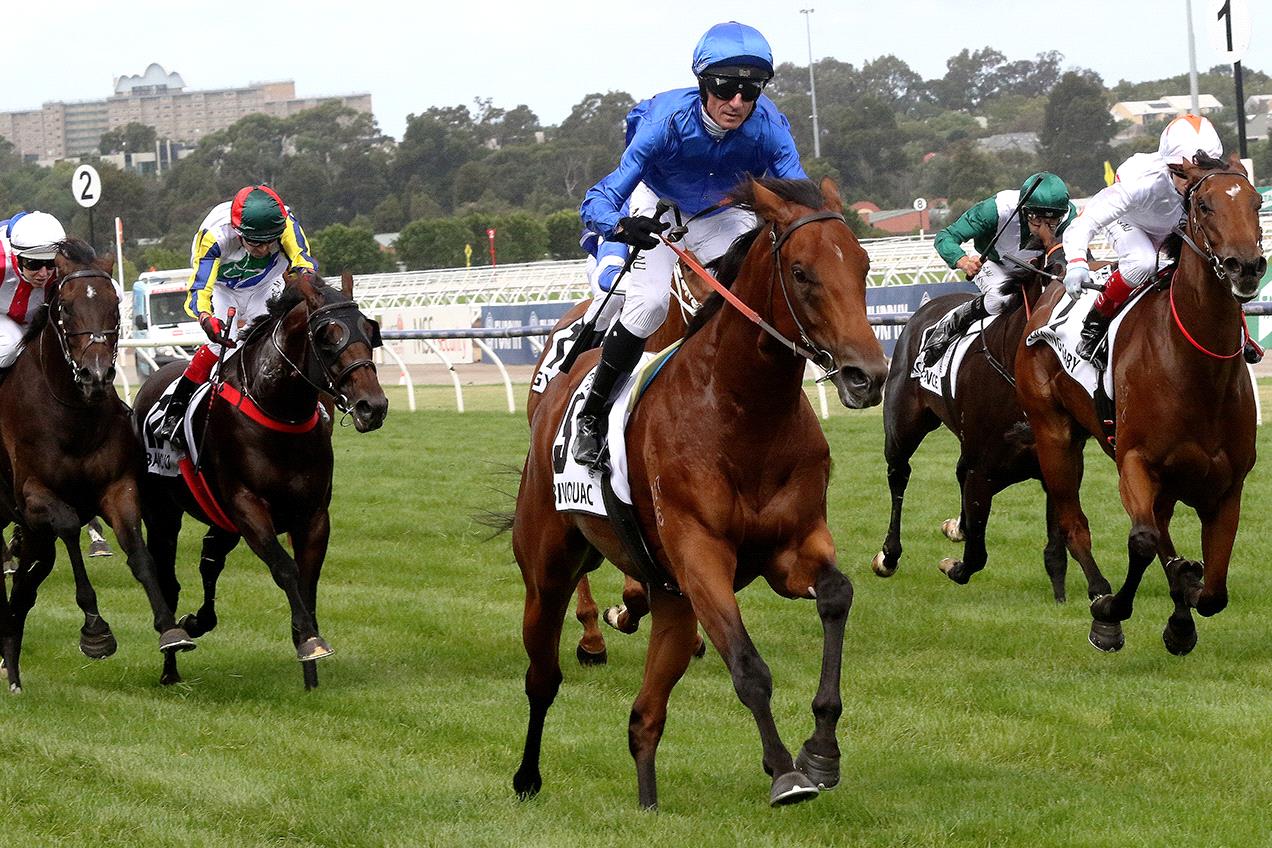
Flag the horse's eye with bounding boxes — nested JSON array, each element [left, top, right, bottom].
[[792, 265, 810, 284], [1197, 198, 1213, 214], [322, 322, 348, 348]]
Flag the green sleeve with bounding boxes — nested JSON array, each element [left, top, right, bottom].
[[933, 197, 1000, 269]]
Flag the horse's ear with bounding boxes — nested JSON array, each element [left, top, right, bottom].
[[96, 252, 115, 276], [819, 177, 844, 213], [749, 180, 796, 227], [1167, 160, 1195, 182], [341, 271, 354, 299], [1228, 151, 1251, 178]]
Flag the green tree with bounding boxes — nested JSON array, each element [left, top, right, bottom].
[[138, 245, 188, 271], [395, 217, 472, 269], [490, 212, 549, 264], [1040, 71, 1115, 195], [545, 209, 582, 259], [310, 223, 393, 274], [98, 122, 157, 156]]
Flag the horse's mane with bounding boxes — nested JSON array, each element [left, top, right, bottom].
[[17, 238, 101, 345], [683, 178, 828, 340], [239, 284, 308, 339]]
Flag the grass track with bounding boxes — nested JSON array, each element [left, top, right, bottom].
[[3, 383, 1272, 847]]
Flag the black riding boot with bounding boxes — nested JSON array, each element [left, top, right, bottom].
[[1075, 309, 1113, 367], [153, 375, 201, 444], [572, 323, 646, 467], [921, 295, 988, 367]]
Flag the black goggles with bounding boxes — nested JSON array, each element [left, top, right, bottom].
[[19, 256, 57, 271], [1024, 209, 1064, 222], [701, 75, 766, 103]]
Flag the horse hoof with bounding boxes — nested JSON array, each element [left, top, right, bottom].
[[602, 605, 639, 635], [941, 517, 965, 542], [80, 630, 118, 660], [8, 683, 19, 695], [795, 744, 840, 790], [575, 643, 607, 667], [938, 558, 971, 585], [297, 637, 334, 662], [1162, 621, 1198, 656], [160, 670, 183, 686], [871, 550, 896, 578], [1089, 594, 1123, 623], [159, 628, 197, 654], [513, 768, 542, 800], [1088, 620, 1125, 653], [770, 770, 820, 806]]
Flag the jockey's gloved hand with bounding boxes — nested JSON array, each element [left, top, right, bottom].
[[198, 312, 235, 347], [613, 215, 670, 251], [1063, 262, 1090, 301]]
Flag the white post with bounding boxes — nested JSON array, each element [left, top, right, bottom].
[[1186, 0, 1201, 113], [800, 8, 821, 159], [114, 217, 125, 289]]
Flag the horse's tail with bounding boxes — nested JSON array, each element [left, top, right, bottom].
[[1005, 420, 1035, 450], [473, 463, 521, 538]]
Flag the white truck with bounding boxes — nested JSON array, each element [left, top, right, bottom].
[[130, 269, 200, 378]]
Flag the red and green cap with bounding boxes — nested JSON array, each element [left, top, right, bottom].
[[230, 185, 287, 242]]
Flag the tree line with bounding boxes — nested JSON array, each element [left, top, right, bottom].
[[2, 49, 1270, 282]]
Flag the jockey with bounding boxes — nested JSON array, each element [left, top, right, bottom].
[[921, 172, 1076, 366], [572, 20, 806, 466], [0, 211, 66, 368], [1064, 114, 1261, 366], [151, 184, 317, 441]]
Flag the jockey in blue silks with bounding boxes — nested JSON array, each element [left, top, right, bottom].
[[571, 20, 807, 466]]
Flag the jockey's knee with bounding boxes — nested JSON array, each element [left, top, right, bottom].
[[618, 300, 667, 339], [1117, 261, 1154, 288], [984, 289, 1016, 315]]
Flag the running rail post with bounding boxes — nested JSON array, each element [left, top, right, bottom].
[[472, 338, 516, 414], [421, 339, 464, 413]]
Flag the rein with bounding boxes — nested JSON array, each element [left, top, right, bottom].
[[661, 209, 847, 380], [37, 268, 121, 407]]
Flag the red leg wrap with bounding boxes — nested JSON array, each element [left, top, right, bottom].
[[1091, 269, 1132, 318], [182, 345, 219, 383]]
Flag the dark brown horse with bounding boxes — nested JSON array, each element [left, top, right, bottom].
[[873, 231, 1075, 601], [526, 258, 709, 666], [0, 239, 193, 693], [512, 177, 888, 809], [134, 270, 388, 689], [1016, 154, 1262, 654]]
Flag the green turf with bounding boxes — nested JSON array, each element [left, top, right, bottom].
[[3, 382, 1271, 847]]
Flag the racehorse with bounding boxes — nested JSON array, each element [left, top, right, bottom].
[[0, 239, 193, 693], [511, 177, 888, 809], [872, 227, 1074, 601], [1016, 153, 1263, 654], [134, 270, 388, 689], [526, 257, 709, 666]]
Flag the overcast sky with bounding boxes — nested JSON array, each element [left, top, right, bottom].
[[4, 0, 1267, 140]]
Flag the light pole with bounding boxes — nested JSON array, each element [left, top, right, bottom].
[[800, 8, 821, 159]]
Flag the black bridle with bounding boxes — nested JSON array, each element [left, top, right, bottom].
[[235, 294, 383, 424], [768, 210, 848, 380], [47, 268, 120, 388], [1176, 169, 1262, 286]]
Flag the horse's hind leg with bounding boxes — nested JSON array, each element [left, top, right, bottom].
[[1039, 488, 1069, 602], [183, 527, 240, 638], [574, 564, 607, 666], [628, 587, 700, 810], [873, 391, 938, 578], [511, 516, 592, 801], [4, 531, 57, 692], [938, 464, 994, 585]]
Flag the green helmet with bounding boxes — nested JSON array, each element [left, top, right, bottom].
[[1019, 172, 1070, 215], [230, 185, 287, 242]]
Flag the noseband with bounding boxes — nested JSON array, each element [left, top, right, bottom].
[[1176, 170, 1261, 284], [48, 269, 120, 387]]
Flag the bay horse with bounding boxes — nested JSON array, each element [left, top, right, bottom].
[[526, 258, 709, 666], [0, 239, 193, 693], [133, 270, 388, 689], [1016, 154, 1263, 654], [512, 177, 888, 809], [872, 228, 1074, 601]]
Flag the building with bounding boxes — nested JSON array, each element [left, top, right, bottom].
[[1110, 94, 1224, 128], [0, 63, 372, 165]]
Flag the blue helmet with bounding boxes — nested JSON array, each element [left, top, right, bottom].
[[691, 22, 774, 79]]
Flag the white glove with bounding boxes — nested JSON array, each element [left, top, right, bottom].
[[1064, 262, 1090, 301]]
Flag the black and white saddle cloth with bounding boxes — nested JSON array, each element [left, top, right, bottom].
[[910, 311, 1003, 400], [139, 381, 214, 477], [532, 316, 590, 395]]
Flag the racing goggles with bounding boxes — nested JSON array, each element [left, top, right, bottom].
[[19, 256, 57, 271], [701, 74, 766, 103]]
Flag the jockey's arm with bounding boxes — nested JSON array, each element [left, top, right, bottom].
[[1061, 182, 1133, 273], [185, 229, 223, 319], [581, 123, 663, 239], [765, 111, 808, 180], [280, 212, 317, 274], [934, 197, 997, 269]]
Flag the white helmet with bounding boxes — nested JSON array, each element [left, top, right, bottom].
[[1158, 115, 1222, 165], [9, 211, 66, 260]]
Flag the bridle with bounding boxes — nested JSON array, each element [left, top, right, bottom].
[[46, 268, 120, 388], [236, 294, 382, 423], [1176, 170, 1261, 284], [664, 208, 849, 381]]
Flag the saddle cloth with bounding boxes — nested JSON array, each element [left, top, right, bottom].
[[1024, 279, 1154, 398], [910, 310, 1004, 400], [140, 381, 215, 477], [552, 343, 680, 517], [531, 315, 587, 395]]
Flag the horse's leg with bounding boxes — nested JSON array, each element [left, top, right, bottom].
[[603, 576, 649, 634], [229, 493, 328, 662], [938, 465, 993, 585], [99, 480, 194, 655], [1091, 451, 1161, 639], [511, 514, 590, 801], [3, 531, 57, 693], [670, 526, 817, 807], [185, 527, 240, 638], [872, 398, 938, 578], [290, 509, 330, 690], [1193, 489, 1242, 618], [1042, 487, 1069, 603], [628, 587, 699, 810], [573, 554, 607, 666]]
